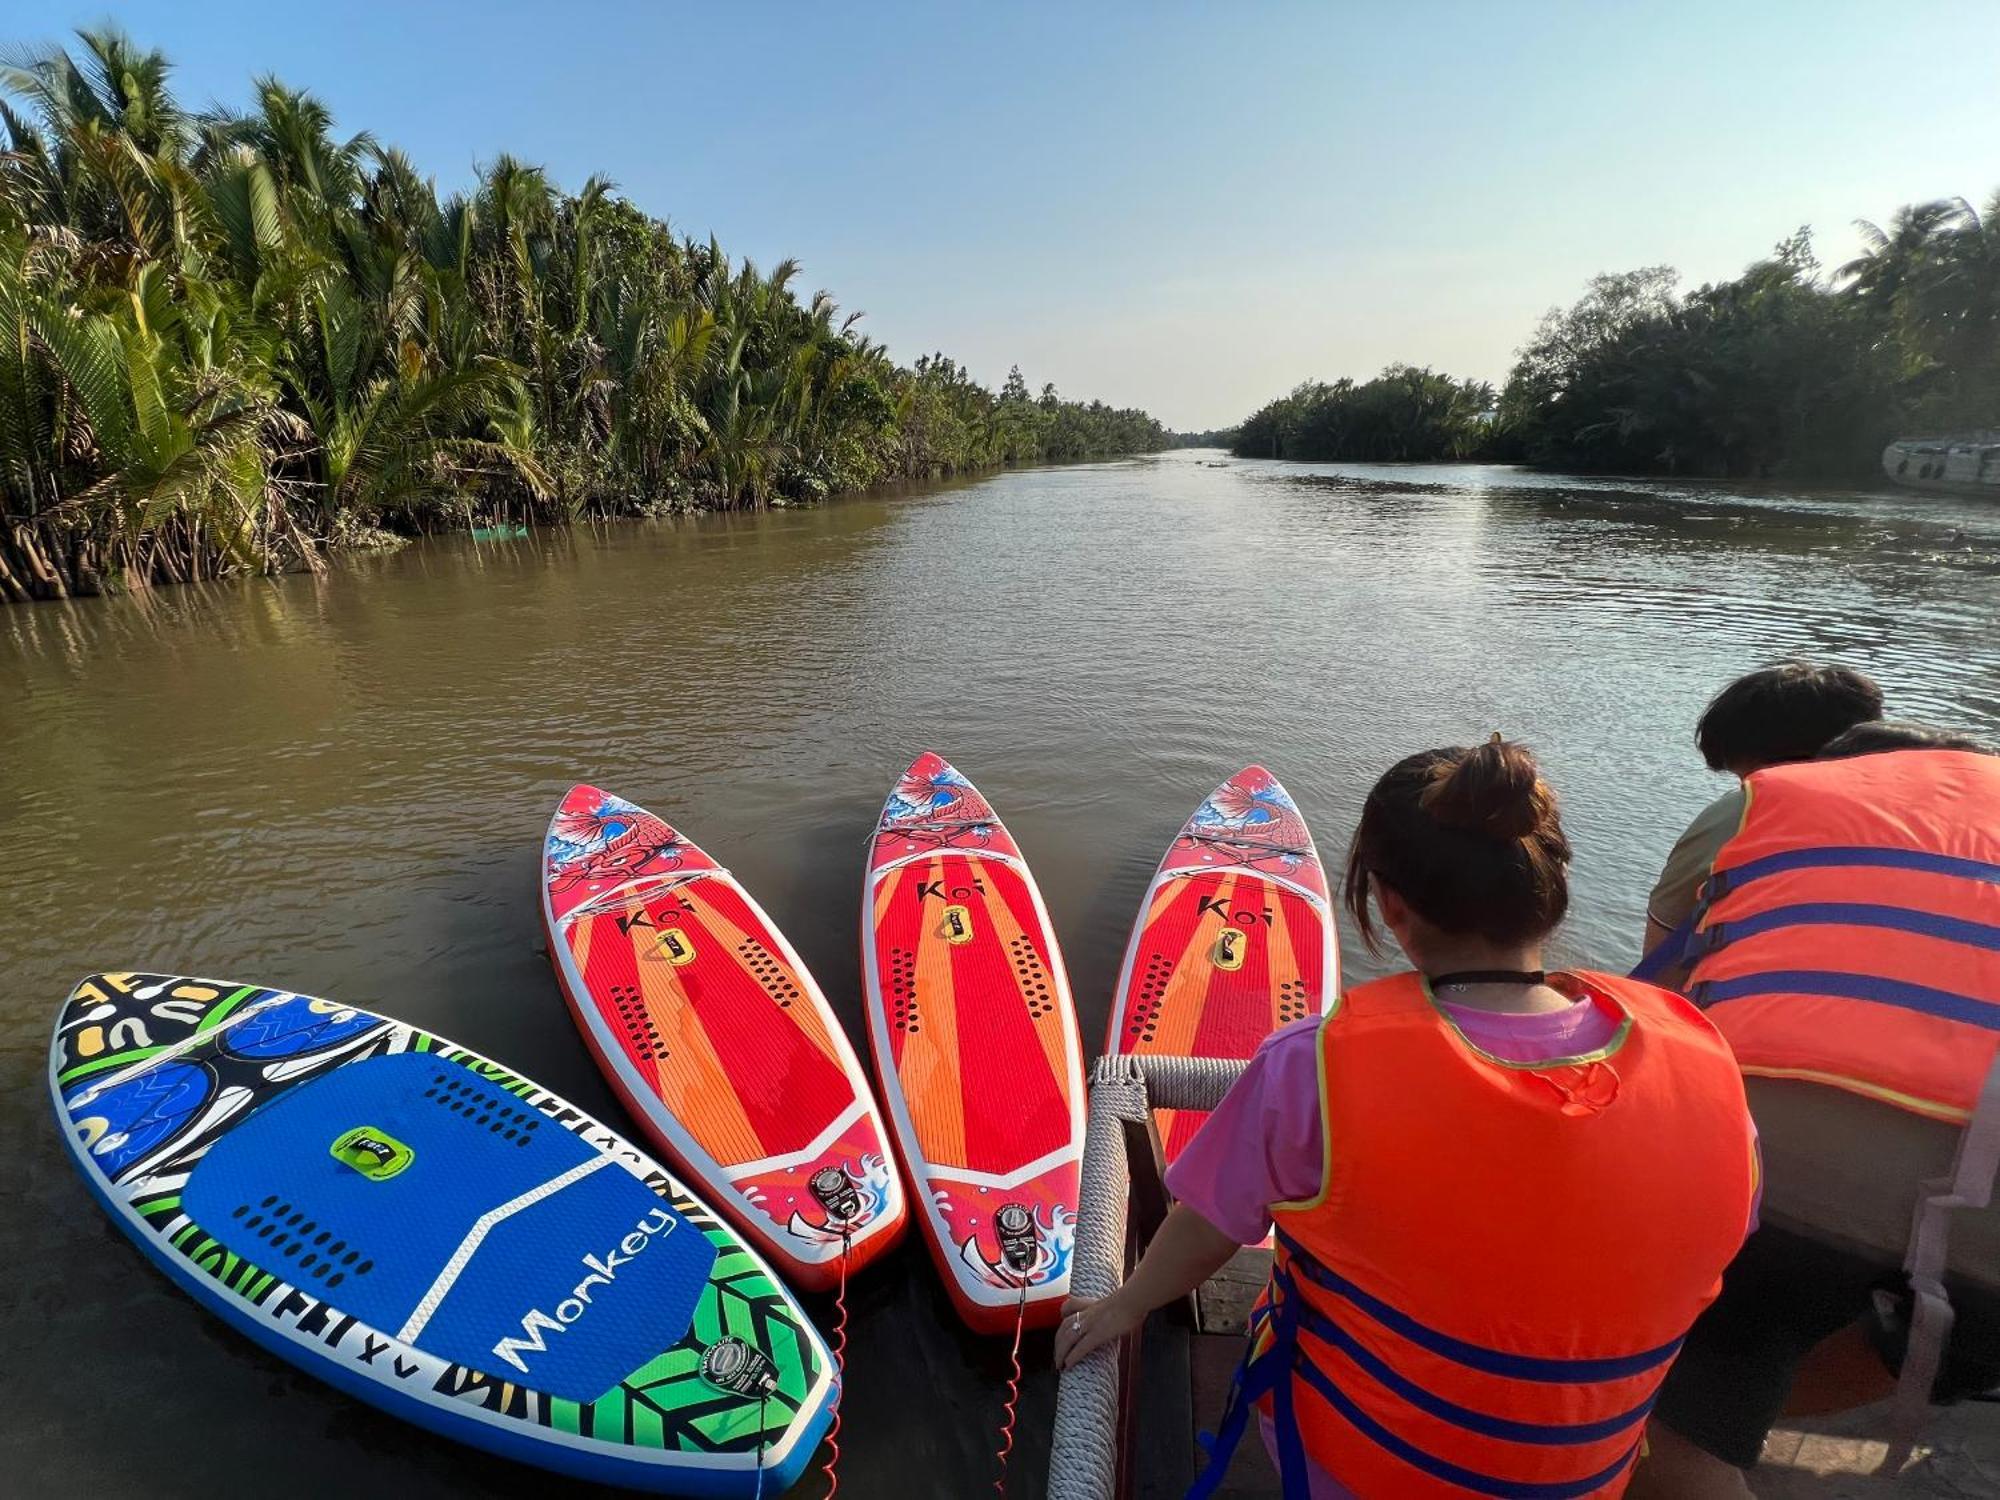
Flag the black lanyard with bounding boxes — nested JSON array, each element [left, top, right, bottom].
[[1428, 969, 1547, 988]]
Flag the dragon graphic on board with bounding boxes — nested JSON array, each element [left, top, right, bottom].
[[1178, 773, 1311, 874], [878, 762, 997, 850], [546, 794, 688, 893]]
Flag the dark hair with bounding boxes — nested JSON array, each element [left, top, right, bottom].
[[1816, 720, 1996, 760], [1341, 739, 1571, 954], [1696, 661, 1883, 772]]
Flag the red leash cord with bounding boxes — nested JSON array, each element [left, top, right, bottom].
[[821, 1231, 851, 1497], [993, 1277, 1030, 1495]]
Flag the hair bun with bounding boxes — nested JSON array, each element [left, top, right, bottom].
[[1419, 737, 1555, 841]]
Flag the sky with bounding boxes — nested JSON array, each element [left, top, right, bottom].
[[28, 1, 2000, 429]]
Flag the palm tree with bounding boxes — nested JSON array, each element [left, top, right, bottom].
[[0, 25, 1170, 598]]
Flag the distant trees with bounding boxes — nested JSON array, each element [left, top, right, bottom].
[[0, 28, 1167, 601], [1233, 366, 1494, 462], [1235, 191, 2000, 481], [1168, 428, 1238, 449]]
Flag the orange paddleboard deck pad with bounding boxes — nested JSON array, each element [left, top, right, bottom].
[[1107, 766, 1338, 1161], [862, 754, 1085, 1334], [543, 786, 905, 1291]]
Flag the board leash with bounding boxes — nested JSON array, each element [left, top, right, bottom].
[[821, 1229, 851, 1497], [993, 1275, 1030, 1496], [752, 1390, 769, 1500]]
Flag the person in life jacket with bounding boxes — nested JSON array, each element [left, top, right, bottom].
[[1633, 724, 2000, 1499], [1054, 739, 1759, 1499], [1642, 661, 1885, 965]]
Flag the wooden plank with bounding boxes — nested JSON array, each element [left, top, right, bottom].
[[1196, 1247, 1274, 1336]]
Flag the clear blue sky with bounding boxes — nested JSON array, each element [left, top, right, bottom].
[[33, 1, 2000, 428]]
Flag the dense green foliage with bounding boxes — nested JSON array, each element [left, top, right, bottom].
[[1496, 211, 1999, 476], [1233, 367, 1495, 462], [1168, 427, 1238, 449], [1236, 196, 2000, 479], [0, 30, 1166, 600]]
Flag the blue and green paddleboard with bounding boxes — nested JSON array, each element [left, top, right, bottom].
[[50, 972, 837, 1496]]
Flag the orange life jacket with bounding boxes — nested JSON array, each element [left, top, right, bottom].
[[1189, 971, 1757, 1500], [1683, 749, 2000, 1124]]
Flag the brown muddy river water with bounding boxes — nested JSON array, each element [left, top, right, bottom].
[[4, 450, 1998, 1496]]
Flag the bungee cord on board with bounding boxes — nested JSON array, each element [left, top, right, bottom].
[[821, 1228, 852, 1498], [993, 1274, 1030, 1496], [752, 1391, 769, 1500]]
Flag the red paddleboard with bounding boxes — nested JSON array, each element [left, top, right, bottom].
[[1106, 766, 1338, 1161], [542, 785, 906, 1291], [861, 753, 1084, 1334]]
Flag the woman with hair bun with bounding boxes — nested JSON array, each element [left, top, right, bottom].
[[1056, 739, 1760, 1499]]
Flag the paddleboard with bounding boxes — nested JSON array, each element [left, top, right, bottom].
[[1106, 766, 1338, 1160], [542, 786, 905, 1292], [861, 753, 1084, 1334], [50, 971, 835, 1497]]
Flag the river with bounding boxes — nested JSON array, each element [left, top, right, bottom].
[[4, 450, 1997, 1496]]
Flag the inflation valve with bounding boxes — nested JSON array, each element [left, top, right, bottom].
[[994, 1202, 1038, 1275], [809, 1165, 862, 1225], [700, 1337, 779, 1399]]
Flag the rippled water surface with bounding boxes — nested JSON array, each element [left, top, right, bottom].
[[4, 452, 1997, 1495]]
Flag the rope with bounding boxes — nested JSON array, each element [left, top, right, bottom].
[[821, 1232, 851, 1498], [1048, 1055, 1248, 1500], [994, 1276, 1030, 1495]]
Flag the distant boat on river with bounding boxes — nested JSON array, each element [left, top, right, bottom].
[[1883, 434, 2000, 494]]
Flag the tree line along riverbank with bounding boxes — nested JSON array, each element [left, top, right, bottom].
[[0, 29, 1169, 603], [1231, 200, 2000, 480]]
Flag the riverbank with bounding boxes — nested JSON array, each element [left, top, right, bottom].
[[0, 447, 1163, 605], [0, 27, 1169, 606]]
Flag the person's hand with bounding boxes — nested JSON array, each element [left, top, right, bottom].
[[1053, 1290, 1144, 1369]]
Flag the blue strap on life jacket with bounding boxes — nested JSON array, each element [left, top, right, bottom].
[[1715, 845, 2000, 892], [1629, 845, 2000, 987], [1699, 901, 2000, 956], [1628, 912, 1694, 984], [1187, 1237, 1661, 1499], [1690, 969, 2000, 1030], [1185, 1260, 1311, 1500]]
